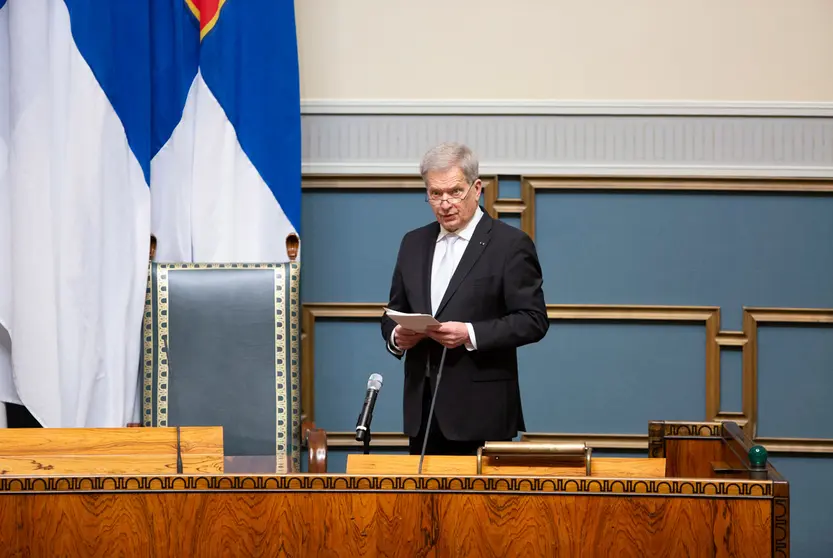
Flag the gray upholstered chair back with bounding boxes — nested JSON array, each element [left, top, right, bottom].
[[142, 262, 301, 472]]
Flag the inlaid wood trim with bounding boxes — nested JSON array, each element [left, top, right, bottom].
[[0, 473, 774, 498]]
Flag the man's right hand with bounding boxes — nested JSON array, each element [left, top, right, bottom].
[[393, 325, 425, 351]]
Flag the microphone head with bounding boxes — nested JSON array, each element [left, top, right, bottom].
[[367, 373, 383, 391]]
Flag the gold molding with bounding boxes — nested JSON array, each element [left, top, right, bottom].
[[522, 176, 833, 193], [301, 302, 732, 443], [301, 176, 499, 218], [517, 177, 833, 241], [716, 331, 747, 347], [546, 304, 717, 321], [743, 307, 833, 451], [302, 177, 427, 189], [301, 302, 833, 454], [325, 432, 410, 448], [301, 303, 384, 425], [754, 437, 833, 454], [521, 432, 647, 450]]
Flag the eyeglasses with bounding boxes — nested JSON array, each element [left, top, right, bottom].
[[425, 182, 475, 205]]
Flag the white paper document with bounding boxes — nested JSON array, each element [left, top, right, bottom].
[[384, 307, 440, 332]]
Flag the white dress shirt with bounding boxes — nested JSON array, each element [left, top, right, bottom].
[[390, 207, 482, 354]]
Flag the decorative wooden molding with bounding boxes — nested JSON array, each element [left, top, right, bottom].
[[325, 432, 410, 448], [0, 473, 775, 498], [301, 176, 499, 218], [716, 331, 747, 347], [755, 438, 833, 454], [302, 177, 427, 189], [523, 177, 833, 193], [743, 307, 833, 451], [301, 303, 385, 425], [517, 177, 833, 241], [546, 304, 717, 321], [302, 303, 743, 448], [521, 433, 647, 450], [306, 303, 833, 452]]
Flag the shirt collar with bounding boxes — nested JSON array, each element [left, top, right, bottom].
[[437, 205, 483, 243]]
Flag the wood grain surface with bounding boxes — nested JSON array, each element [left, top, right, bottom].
[[0, 491, 772, 557], [346, 454, 667, 478], [0, 426, 223, 475]]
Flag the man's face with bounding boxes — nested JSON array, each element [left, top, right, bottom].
[[425, 167, 481, 232]]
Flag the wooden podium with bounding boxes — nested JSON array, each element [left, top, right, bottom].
[[0, 420, 789, 557]]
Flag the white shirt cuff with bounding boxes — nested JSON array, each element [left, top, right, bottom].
[[388, 329, 404, 355], [465, 322, 477, 351]]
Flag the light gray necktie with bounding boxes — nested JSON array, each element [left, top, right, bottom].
[[431, 234, 459, 316]]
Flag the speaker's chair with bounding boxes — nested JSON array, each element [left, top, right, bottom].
[[141, 258, 302, 473]]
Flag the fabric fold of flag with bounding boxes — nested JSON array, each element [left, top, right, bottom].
[[0, 0, 152, 427]]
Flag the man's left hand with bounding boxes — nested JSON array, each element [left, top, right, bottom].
[[426, 322, 470, 349]]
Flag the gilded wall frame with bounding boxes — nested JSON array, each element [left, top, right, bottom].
[[300, 176, 833, 454]]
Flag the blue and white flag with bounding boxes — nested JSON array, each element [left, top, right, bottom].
[[151, 0, 301, 262], [0, 0, 301, 427]]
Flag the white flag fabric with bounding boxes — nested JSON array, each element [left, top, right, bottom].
[[0, 0, 151, 427]]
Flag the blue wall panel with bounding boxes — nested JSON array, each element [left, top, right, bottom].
[[498, 177, 521, 198], [758, 324, 833, 439], [769, 456, 833, 557], [301, 190, 431, 302], [719, 348, 743, 413], [535, 192, 833, 329], [518, 322, 705, 433], [314, 320, 404, 433]]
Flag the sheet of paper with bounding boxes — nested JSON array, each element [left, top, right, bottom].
[[384, 307, 440, 332]]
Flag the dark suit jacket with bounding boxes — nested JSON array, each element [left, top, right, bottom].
[[381, 210, 549, 441]]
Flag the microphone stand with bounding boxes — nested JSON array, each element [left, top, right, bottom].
[[363, 426, 371, 455], [418, 346, 448, 475], [161, 335, 183, 474]]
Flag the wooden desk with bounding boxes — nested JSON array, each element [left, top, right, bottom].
[[0, 421, 788, 557]]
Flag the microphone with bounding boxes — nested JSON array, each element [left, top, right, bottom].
[[161, 335, 183, 474], [418, 346, 448, 474], [355, 373, 384, 443]]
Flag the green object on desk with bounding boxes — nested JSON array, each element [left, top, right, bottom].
[[748, 445, 768, 469]]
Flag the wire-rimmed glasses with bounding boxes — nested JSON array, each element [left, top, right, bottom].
[[425, 182, 475, 205]]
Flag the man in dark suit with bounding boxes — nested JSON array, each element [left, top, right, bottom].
[[381, 142, 549, 456]]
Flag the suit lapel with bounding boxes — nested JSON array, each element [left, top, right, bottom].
[[419, 224, 439, 316], [435, 213, 493, 318]]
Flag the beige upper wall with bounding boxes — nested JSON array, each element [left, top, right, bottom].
[[294, 0, 833, 102]]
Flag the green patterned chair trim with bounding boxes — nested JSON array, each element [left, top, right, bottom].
[[142, 262, 301, 473]]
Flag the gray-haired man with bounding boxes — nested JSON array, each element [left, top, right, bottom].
[[381, 142, 549, 456]]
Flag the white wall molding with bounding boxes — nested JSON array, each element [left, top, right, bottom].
[[301, 99, 833, 118], [301, 107, 833, 179], [302, 162, 833, 179]]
